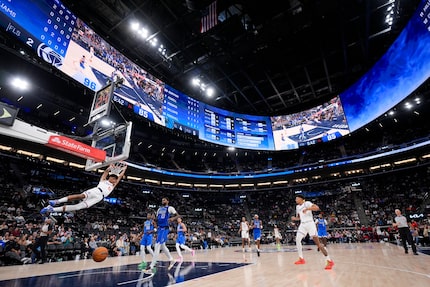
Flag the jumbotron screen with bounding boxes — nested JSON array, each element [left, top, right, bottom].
[[340, 0, 430, 132], [1, 0, 429, 150]]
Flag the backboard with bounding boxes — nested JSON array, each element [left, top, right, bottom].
[[85, 121, 133, 171]]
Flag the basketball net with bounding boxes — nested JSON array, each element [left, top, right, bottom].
[[109, 161, 127, 176]]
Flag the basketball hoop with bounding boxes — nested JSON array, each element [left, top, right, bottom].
[[109, 161, 127, 176]]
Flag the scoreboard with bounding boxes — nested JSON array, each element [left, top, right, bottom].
[[163, 85, 200, 137], [163, 86, 274, 150], [201, 105, 274, 150], [0, 0, 359, 152], [0, 0, 75, 66]]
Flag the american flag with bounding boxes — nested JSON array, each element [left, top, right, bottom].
[[200, 1, 218, 33]]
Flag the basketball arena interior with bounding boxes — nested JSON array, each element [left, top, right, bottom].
[[0, 1, 430, 286]]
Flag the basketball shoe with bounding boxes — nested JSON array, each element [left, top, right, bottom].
[[168, 259, 176, 270], [325, 260, 334, 270], [138, 261, 147, 270], [144, 266, 156, 274], [40, 205, 54, 215], [49, 200, 58, 206], [294, 258, 306, 264]]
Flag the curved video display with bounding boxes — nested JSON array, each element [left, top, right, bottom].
[[1, 0, 428, 150], [340, 0, 430, 132], [271, 96, 349, 150]]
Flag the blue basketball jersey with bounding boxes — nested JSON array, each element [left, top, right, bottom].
[[157, 206, 170, 227], [317, 218, 328, 237]]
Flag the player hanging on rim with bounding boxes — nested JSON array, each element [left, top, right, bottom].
[[40, 161, 127, 214]]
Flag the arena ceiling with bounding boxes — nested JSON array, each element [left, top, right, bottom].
[[0, 0, 421, 119], [57, 0, 421, 116]]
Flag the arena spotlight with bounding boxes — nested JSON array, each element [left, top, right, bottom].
[[10, 77, 30, 91]]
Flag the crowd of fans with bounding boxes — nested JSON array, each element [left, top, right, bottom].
[[1, 89, 429, 266], [0, 146, 429, 266]]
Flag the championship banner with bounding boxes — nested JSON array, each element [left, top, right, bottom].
[[46, 135, 106, 162]]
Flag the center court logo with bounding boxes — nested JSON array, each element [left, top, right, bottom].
[[37, 43, 63, 68]]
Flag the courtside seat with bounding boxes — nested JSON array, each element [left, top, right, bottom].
[[229, 237, 242, 246], [166, 239, 176, 251]]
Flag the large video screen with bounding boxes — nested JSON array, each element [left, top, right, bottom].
[[164, 85, 275, 150], [271, 96, 349, 150], [0, 0, 165, 126], [340, 0, 430, 132], [163, 85, 201, 137], [200, 103, 274, 150], [1, 0, 428, 151]]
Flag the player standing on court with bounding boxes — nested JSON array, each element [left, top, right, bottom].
[[315, 213, 329, 252], [138, 212, 156, 270], [273, 224, 282, 250], [174, 217, 195, 263], [239, 217, 250, 252], [292, 194, 334, 270], [250, 214, 263, 256], [145, 197, 179, 273]]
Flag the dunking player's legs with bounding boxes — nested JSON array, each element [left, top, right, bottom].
[[42, 188, 102, 213]]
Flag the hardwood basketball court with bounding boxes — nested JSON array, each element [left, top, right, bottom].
[[1, 242, 429, 287]]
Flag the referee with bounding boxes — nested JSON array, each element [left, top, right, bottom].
[[393, 209, 418, 255]]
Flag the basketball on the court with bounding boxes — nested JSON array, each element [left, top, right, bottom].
[[92, 247, 109, 262]]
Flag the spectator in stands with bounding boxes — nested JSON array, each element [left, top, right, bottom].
[[32, 218, 54, 264], [393, 209, 418, 255], [410, 220, 420, 245], [61, 231, 74, 247], [40, 162, 127, 214], [47, 234, 62, 245], [145, 197, 179, 273], [0, 221, 8, 235], [88, 236, 98, 257], [115, 233, 127, 256], [422, 224, 429, 246], [3, 235, 31, 264], [292, 194, 334, 270], [0, 235, 5, 248]]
